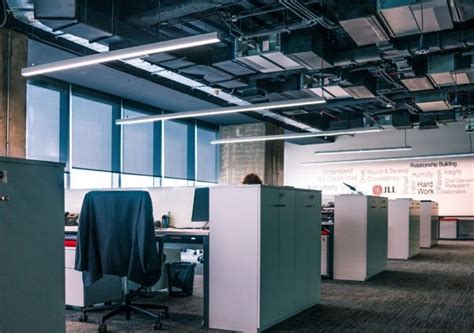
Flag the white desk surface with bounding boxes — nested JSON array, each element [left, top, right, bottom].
[[155, 228, 210, 236], [65, 226, 209, 236]]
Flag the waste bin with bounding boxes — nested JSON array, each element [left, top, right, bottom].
[[166, 262, 195, 296]]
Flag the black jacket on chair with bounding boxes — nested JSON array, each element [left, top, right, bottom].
[[75, 191, 162, 287]]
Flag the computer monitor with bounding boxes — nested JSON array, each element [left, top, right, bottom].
[[191, 187, 209, 222]]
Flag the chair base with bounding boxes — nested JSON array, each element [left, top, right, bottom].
[[80, 294, 169, 332]]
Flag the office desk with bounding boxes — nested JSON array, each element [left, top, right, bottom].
[[65, 227, 210, 327]]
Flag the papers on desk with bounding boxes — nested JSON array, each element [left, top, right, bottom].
[[65, 226, 79, 233]]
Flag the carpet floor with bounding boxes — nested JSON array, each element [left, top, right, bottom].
[[66, 240, 474, 332]]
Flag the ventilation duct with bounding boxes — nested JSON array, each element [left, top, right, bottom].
[[378, 0, 453, 37], [449, 0, 474, 22], [282, 28, 333, 70], [340, 16, 389, 46], [415, 93, 452, 112], [343, 86, 376, 99], [401, 77, 434, 91], [418, 113, 438, 129], [427, 53, 474, 87], [34, 0, 114, 42], [337, 0, 389, 46], [392, 110, 413, 128], [305, 85, 352, 100]]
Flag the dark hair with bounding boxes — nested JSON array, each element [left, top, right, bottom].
[[242, 173, 263, 185]]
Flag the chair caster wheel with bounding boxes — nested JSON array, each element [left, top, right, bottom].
[[79, 314, 88, 322], [98, 323, 107, 333], [153, 321, 162, 330]]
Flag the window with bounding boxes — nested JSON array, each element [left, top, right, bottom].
[[26, 78, 221, 190], [162, 178, 194, 187], [120, 174, 156, 188], [122, 103, 161, 177], [197, 126, 219, 183], [69, 169, 117, 189], [164, 120, 195, 180], [26, 80, 69, 163], [71, 88, 120, 172]]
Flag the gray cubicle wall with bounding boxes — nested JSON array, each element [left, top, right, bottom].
[[0, 157, 65, 333]]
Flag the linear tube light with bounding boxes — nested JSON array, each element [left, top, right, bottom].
[[301, 152, 474, 166], [210, 128, 382, 144], [314, 146, 412, 156], [22, 33, 220, 77], [116, 98, 326, 125]]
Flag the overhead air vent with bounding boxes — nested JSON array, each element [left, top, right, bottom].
[[340, 16, 389, 46], [213, 60, 256, 76], [288, 52, 332, 70], [343, 86, 375, 99], [305, 85, 352, 100], [235, 55, 284, 73], [401, 77, 434, 91], [427, 53, 474, 87], [416, 93, 452, 111], [262, 52, 302, 70], [379, 0, 453, 37]]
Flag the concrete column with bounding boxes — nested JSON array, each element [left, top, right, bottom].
[[0, 29, 27, 158], [219, 122, 284, 186]]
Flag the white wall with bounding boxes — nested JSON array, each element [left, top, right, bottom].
[[284, 123, 474, 216]]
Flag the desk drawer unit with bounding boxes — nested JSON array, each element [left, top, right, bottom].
[[65, 247, 122, 307]]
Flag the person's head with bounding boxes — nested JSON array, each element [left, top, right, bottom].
[[242, 173, 263, 185]]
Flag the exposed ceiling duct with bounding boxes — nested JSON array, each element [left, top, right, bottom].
[[415, 93, 453, 111], [401, 77, 434, 91], [449, 0, 474, 23], [4, 0, 474, 140], [378, 0, 453, 37], [339, 16, 389, 46], [427, 53, 474, 87]]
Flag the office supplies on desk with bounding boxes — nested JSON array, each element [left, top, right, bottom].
[[162, 212, 170, 228]]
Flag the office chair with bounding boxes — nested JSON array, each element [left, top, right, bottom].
[[75, 191, 169, 332]]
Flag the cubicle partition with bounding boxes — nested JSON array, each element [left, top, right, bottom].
[[387, 199, 420, 260], [209, 185, 322, 332], [1, 158, 66, 333], [333, 195, 388, 281], [65, 187, 205, 228], [420, 201, 439, 248]]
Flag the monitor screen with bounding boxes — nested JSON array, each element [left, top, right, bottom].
[[191, 187, 209, 222]]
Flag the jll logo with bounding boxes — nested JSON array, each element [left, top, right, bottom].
[[373, 185, 395, 195]]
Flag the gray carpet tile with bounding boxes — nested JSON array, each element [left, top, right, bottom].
[[67, 241, 474, 332]]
